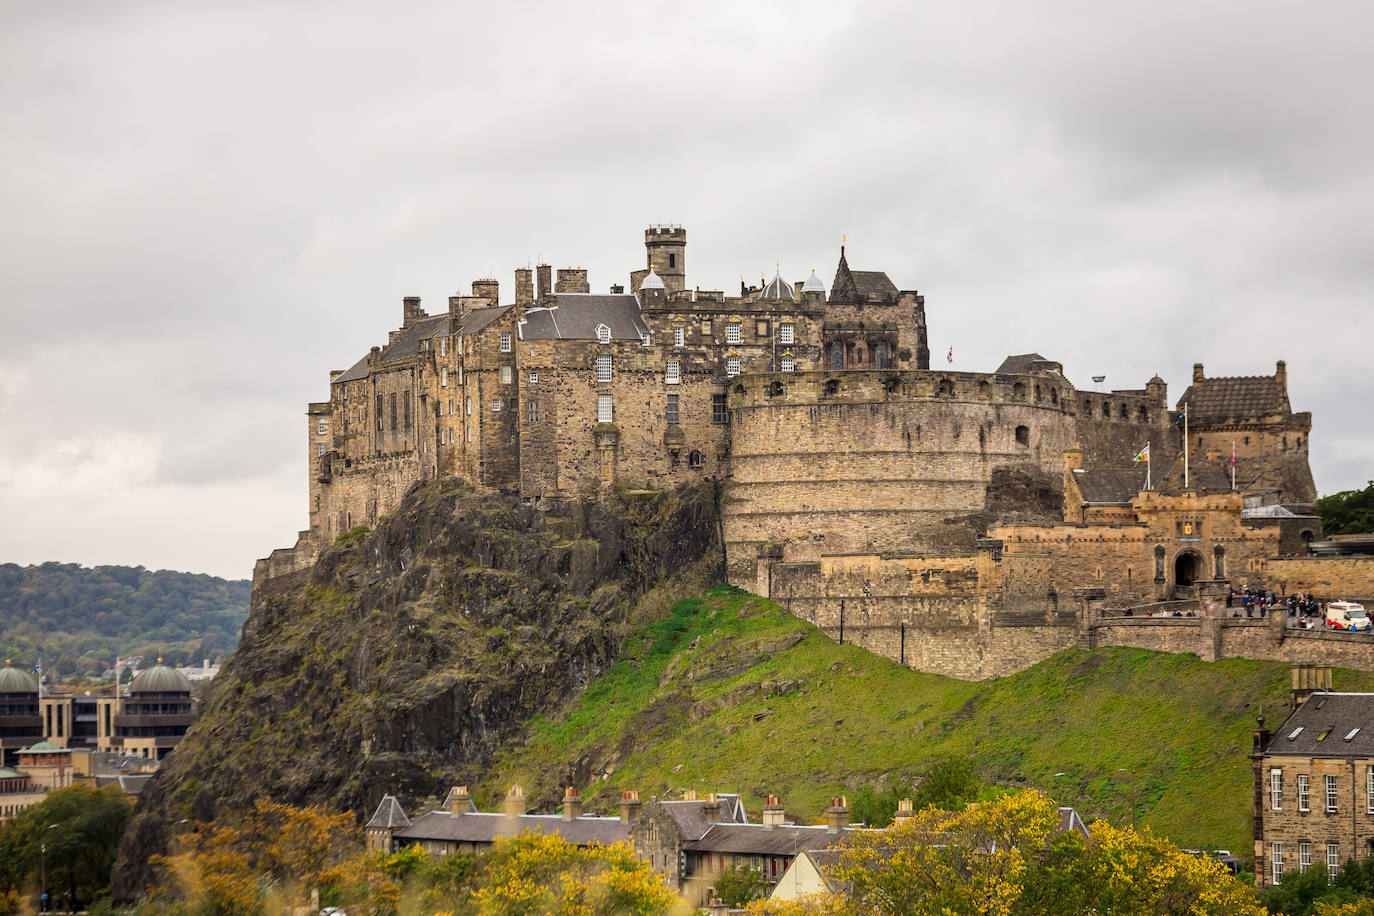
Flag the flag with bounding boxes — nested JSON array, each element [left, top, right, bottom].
[[1132, 444, 1150, 462], [1175, 406, 1187, 426], [1230, 444, 1236, 466], [946, 346, 953, 364]]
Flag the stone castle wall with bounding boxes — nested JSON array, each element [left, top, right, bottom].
[[1261, 557, 1374, 602]]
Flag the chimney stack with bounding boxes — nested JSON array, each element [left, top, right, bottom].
[[448, 786, 471, 815], [515, 268, 534, 307], [893, 798, 914, 826], [537, 264, 552, 303], [703, 792, 722, 822], [1276, 359, 1288, 393], [619, 790, 641, 823], [761, 795, 785, 829], [825, 796, 850, 833], [556, 267, 590, 294], [504, 785, 526, 818], [562, 787, 583, 821], [1193, 362, 1205, 384], [472, 279, 499, 308], [1291, 665, 1332, 710], [402, 296, 424, 328]]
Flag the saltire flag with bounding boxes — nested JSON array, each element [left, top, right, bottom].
[[1132, 444, 1150, 462], [1175, 405, 1188, 426], [946, 346, 953, 364]]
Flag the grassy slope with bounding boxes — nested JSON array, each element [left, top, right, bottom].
[[482, 586, 1374, 853]]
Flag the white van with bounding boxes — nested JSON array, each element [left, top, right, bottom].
[[1327, 601, 1369, 632]]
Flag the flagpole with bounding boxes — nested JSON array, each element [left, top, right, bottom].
[[1231, 440, 1236, 491], [1147, 441, 1152, 491]]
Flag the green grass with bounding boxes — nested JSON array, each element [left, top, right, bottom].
[[482, 586, 1374, 853]]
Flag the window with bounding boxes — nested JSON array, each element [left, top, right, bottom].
[[674, 326, 685, 347], [1272, 770, 1283, 811], [1015, 425, 1030, 447], [447, 399, 453, 416], [688, 450, 702, 468], [668, 253, 676, 268], [528, 371, 538, 384], [403, 392, 411, 432], [726, 322, 741, 345], [829, 340, 844, 370], [316, 442, 326, 457], [389, 393, 397, 432], [501, 366, 512, 385], [527, 398, 542, 423], [441, 368, 448, 388], [316, 418, 326, 435], [491, 398, 501, 412], [1327, 775, 1339, 812], [756, 319, 769, 337], [1299, 774, 1310, 811], [465, 425, 471, 443], [874, 341, 890, 369], [465, 397, 472, 416], [726, 355, 741, 377], [596, 354, 613, 383], [780, 323, 794, 344], [500, 332, 512, 352], [1273, 843, 1284, 885], [439, 400, 446, 416], [375, 394, 383, 431], [1367, 769, 1374, 814], [665, 393, 679, 425], [439, 337, 447, 357], [1300, 842, 1311, 872], [701, 319, 712, 336], [666, 360, 680, 384], [712, 394, 729, 424], [1215, 546, 1225, 578], [596, 325, 611, 345], [597, 394, 613, 423], [1329, 843, 1340, 881], [457, 367, 463, 386], [780, 355, 795, 372]]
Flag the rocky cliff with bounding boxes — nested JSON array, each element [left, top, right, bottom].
[[111, 478, 719, 899]]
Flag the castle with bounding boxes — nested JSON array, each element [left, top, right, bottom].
[[259, 226, 1372, 680]]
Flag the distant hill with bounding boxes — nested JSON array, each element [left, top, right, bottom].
[[0, 562, 251, 679]]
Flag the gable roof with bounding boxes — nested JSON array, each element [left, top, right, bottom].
[[1267, 693, 1374, 759], [366, 795, 412, 830], [830, 248, 898, 303], [1071, 468, 1148, 505], [333, 352, 372, 385], [996, 353, 1048, 374], [659, 794, 748, 840], [394, 810, 629, 847], [458, 306, 511, 335], [519, 294, 651, 341], [1177, 375, 1290, 422], [686, 822, 846, 856], [379, 314, 449, 362]]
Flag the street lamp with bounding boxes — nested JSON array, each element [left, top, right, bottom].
[[39, 823, 57, 913]]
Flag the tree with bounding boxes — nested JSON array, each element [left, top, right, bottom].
[[849, 756, 980, 828], [714, 863, 770, 907], [1314, 483, 1374, 537], [0, 783, 133, 911]]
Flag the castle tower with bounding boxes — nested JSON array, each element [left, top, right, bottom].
[[645, 225, 685, 294]]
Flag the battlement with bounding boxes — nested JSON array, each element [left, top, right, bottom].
[[645, 224, 685, 238]]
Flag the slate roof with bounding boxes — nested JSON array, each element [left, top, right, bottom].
[[394, 811, 629, 847], [661, 795, 747, 840], [851, 270, 897, 299], [1071, 468, 1148, 504], [518, 294, 651, 341], [996, 353, 1049, 374], [366, 795, 412, 830], [1267, 693, 1374, 759], [379, 314, 449, 362], [333, 352, 372, 385], [458, 306, 511, 335], [686, 823, 846, 855], [1177, 375, 1289, 422]]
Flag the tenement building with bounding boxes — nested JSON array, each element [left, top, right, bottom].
[[1252, 669, 1374, 887], [260, 225, 1357, 680]]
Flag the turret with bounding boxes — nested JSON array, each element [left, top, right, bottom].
[[637, 269, 666, 309], [644, 225, 686, 293]]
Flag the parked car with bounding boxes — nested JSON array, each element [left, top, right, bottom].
[[1327, 601, 1369, 631]]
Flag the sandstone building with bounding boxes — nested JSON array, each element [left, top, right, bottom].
[[260, 225, 1363, 680]]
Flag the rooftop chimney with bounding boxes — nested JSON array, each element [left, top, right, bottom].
[[619, 790, 641, 823], [825, 796, 850, 833], [504, 785, 526, 818], [562, 787, 583, 821], [472, 279, 499, 308], [1276, 359, 1288, 393], [403, 296, 424, 328], [1291, 665, 1332, 710], [761, 795, 785, 829], [556, 267, 590, 294], [537, 264, 552, 303], [893, 798, 914, 826], [703, 792, 722, 822], [448, 786, 471, 815], [682, 790, 697, 801], [515, 268, 534, 307], [1193, 362, 1205, 384]]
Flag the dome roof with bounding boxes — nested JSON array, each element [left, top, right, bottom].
[[0, 667, 39, 694], [26, 741, 59, 752], [128, 664, 193, 694], [802, 269, 826, 293], [639, 269, 665, 291], [760, 267, 796, 301]]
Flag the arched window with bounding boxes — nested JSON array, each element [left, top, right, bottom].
[[1050, 388, 1059, 405], [1012, 382, 1026, 400], [688, 450, 702, 469], [1035, 385, 1043, 402], [1102, 401, 1111, 418], [823, 379, 839, 396], [1015, 426, 1030, 447], [1120, 403, 1130, 419], [767, 381, 783, 397], [1138, 405, 1148, 421], [829, 341, 844, 370], [938, 378, 955, 397], [873, 341, 890, 369], [978, 381, 990, 397]]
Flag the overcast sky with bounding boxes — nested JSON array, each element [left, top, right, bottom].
[[2, 1, 1371, 580]]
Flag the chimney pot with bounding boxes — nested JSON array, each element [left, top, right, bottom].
[[619, 789, 641, 823], [562, 786, 583, 821], [504, 785, 526, 818], [448, 785, 471, 815]]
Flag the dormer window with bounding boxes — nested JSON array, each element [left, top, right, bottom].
[[596, 324, 611, 345]]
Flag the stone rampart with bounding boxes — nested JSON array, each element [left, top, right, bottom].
[[1261, 556, 1374, 602]]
